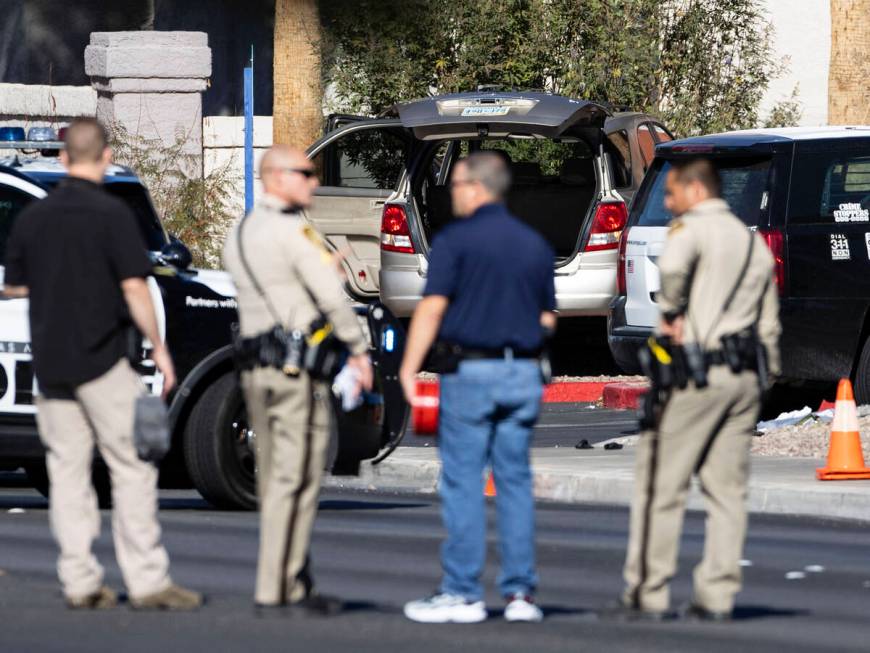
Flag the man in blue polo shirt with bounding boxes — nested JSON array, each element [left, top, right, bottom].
[[400, 151, 557, 624]]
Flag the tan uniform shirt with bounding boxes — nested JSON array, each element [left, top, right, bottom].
[[222, 194, 368, 356], [656, 198, 782, 376]]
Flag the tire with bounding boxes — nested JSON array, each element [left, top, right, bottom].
[[854, 336, 870, 406], [183, 371, 257, 510], [24, 460, 113, 509]]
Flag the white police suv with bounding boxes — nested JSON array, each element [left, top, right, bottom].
[[0, 131, 407, 509]]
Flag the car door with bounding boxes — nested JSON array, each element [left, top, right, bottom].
[[782, 138, 870, 380], [305, 117, 411, 301], [0, 172, 46, 414]]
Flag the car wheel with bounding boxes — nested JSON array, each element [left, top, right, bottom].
[[854, 336, 870, 406], [23, 461, 113, 509], [183, 371, 257, 510]]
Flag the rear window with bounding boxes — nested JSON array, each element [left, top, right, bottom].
[[480, 138, 592, 177], [633, 157, 772, 228]]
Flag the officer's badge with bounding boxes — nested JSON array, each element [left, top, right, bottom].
[[301, 225, 334, 264]]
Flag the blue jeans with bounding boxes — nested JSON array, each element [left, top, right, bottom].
[[438, 359, 542, 602]]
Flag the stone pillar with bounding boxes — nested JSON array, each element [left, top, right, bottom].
[[85, 31, 211, 176]]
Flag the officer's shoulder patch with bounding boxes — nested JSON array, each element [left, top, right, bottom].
[[300, 224, 334, 264], [668, 219, 685, 235]]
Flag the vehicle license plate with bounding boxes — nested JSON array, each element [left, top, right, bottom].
[[461, 106, 510, 117]]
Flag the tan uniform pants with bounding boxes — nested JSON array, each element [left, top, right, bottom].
[[241, 367, 330, 605], [35, 359, 171, 601], [622, 367, 759, 614]]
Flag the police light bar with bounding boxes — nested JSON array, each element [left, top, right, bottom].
[[0, 141, 65, 150]]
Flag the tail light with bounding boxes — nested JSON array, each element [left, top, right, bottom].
[[380, 204, 416, 254], [585, 201, 628, 252], [759, 228, 785, 295], [616, 227, 630, 295]]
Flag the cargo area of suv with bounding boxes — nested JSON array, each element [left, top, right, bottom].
[[415, 137, 601, 260]]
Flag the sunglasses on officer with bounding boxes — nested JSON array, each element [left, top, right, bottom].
[[264, 167, 317, 179]]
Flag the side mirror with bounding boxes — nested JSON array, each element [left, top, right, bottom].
[[160, 238, 193, 269]]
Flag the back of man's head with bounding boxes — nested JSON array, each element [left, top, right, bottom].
[[672, 158, 720, 197], [464, 151, 512, 199], [63, 117, 109, 165]]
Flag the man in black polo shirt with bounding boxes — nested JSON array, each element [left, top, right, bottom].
[[3, 118, 201, 610], [400, 151, 557, 624]]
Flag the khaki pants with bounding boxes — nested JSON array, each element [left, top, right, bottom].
[[35, 359, 171, 601], [622, 367, 759, 614], [241, 367, 330, 605]]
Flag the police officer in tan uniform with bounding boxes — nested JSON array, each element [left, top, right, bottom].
[[223, 145, 372, 614], [617, 158, 781, 621]]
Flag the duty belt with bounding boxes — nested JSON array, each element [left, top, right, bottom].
[[461, 346, 541, 360], [705, 349, 758, 371]]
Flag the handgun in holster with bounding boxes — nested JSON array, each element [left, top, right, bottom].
[[637, 336, 674, 429]]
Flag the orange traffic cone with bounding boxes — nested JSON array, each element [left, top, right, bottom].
[[484, 471, 497, 497], [816, 379, 870, 480]]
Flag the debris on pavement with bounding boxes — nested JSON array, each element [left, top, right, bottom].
[[753, 405, 870, 459]]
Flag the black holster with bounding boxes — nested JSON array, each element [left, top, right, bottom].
[[232, 325, 305, 376], [719, 327, 769, 389]]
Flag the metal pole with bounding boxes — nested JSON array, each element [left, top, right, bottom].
[[244, 46, 254, 214]]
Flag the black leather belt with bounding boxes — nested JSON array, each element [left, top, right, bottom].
[[705, 350, 727, 366], [705, 349, 758, 371], [461, 346, 541, 360]]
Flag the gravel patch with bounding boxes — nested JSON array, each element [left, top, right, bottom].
[[752, 413, 870, 459]]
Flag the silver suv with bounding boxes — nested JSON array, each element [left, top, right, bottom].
[[304, 91, 672, 317]]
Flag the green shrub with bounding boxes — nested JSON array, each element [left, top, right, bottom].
[[109, 125, 236, 269], [320, 0, 801, 136]]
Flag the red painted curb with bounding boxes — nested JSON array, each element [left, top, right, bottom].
[[601, 382, 649, 410], [414, 379, 650, 406], [542, 382, 608, 403]]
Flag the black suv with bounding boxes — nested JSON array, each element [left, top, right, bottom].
[[608, 126, 870, 403], [0, 156, 407, 509]]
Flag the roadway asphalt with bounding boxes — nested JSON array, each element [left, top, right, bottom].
[[0, 485, 868, 652], [402, 404, 640, 449]]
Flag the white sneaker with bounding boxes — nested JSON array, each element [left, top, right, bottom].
[[403, 593, 487, 623], [504, 593, 543, 623]]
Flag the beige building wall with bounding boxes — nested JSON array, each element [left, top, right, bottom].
[[760, 0, 831, 126]]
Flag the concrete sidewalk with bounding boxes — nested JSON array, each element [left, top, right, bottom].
[[325, 447, 870, 523]]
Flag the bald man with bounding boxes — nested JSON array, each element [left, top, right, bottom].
[[223, 145, 372, 615]]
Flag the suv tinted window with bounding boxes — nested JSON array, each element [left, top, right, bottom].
[[0, 185, 36, 265], [104, 182, 167, 251], [606, 130, 631, 187], [36, 178, 167, 252], [637, 125, 655, 170], [634, 157, 772, 227], [789, 146, 870, 224]]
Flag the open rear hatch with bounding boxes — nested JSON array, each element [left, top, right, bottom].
[[390, 92, 609, 140]]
